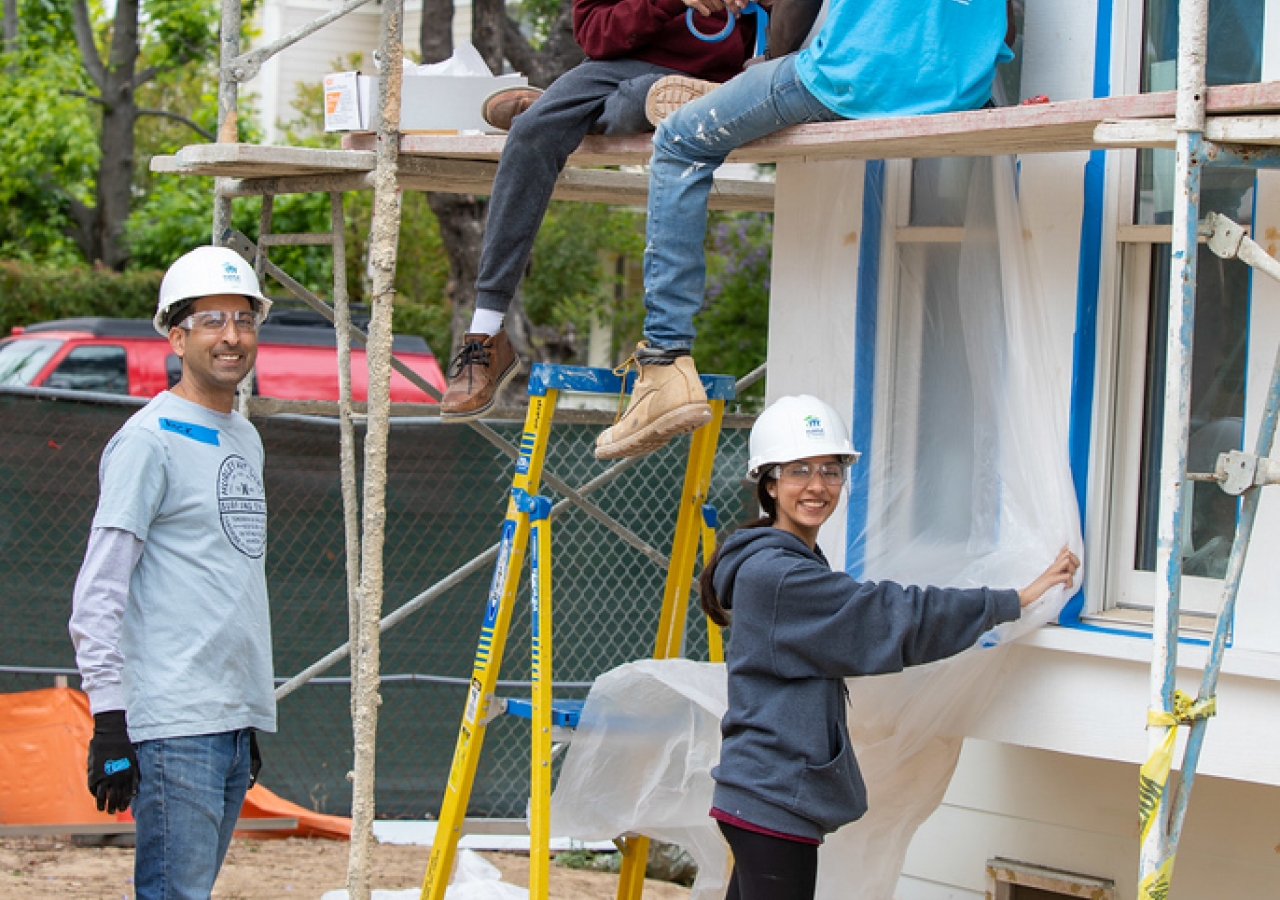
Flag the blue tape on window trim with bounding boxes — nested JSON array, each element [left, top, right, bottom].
[[1060, 0, 1114, 626], [846, 160, 885, 580], [159, 418, 220, 446]]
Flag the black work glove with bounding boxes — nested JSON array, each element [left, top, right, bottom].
[[248, 730, 262, 789], [87, 710, 139, 814]]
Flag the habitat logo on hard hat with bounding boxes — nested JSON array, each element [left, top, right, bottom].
[[803, 414, 825, 439], [222, 262, 242, 284]]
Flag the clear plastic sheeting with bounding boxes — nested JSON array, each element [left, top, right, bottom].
[[551, 156, 1083, 900]]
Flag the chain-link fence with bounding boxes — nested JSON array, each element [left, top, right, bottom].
[[1, 387, 752, 819]]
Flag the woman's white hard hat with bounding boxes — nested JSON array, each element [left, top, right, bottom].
[[153, 246, 270, 334], [746, 394, 860, 482]]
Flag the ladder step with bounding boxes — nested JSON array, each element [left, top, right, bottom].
[[501, 697, 585, 729], [527, 363, 736, 401]]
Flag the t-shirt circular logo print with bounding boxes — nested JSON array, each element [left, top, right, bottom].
[[218, 455, 267, 558]]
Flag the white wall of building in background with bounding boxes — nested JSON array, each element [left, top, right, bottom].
[[256, 0, 473, 144]]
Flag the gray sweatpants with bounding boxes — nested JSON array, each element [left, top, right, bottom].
[[474, 58, 683, 314]]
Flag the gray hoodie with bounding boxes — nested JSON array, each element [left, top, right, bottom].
[[710, 526, 1021, 841]]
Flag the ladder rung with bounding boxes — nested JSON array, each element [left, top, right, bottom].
[[501, 697, 585, 729]]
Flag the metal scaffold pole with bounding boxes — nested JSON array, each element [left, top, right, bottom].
[[347, 1, 406, 897], [1138, 1, 1206, 897]]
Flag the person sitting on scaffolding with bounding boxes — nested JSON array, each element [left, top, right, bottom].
[[439, 0, 768, 423], [591, 0, 1016, 459], [701, 394, 1078, 899]]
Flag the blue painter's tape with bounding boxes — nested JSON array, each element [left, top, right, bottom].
[[1060, 0, 1113, 627], [701, 504, 718, 528], [159, 418, 220, 446], [526, 363, 736, 401], [845, 160, 884, 580]]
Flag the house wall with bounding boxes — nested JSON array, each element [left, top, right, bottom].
[[896, 739, 1280, 900], [256, 0, 471, 144], [767, 0, 1280, 895]]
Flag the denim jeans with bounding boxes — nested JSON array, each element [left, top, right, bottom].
[[133, 730, 253, 900], [475, 58, 682, 314], [642, 54, 842, 351]]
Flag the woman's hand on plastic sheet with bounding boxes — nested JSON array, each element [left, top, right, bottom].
[[1017, 546, 1080, 608]]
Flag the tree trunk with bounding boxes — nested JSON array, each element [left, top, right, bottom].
[[422, 0, 587, 370], [3, 0, 17, 56], [69, 0, 140, 271]]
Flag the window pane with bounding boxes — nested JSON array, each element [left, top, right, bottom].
[[1134, 247, 1248, 579], [1135, 0, 1263, 225], [0, 339, 62, 386], [910, 158, 976, 227], [44, 345, 129, 394]]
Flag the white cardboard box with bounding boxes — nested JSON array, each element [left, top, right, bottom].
[[323, 71, 529, 134]]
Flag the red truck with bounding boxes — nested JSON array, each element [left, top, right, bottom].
[[0, 315, 446, 403]]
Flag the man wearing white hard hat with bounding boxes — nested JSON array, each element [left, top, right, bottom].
[[69, 246, 276, 900]]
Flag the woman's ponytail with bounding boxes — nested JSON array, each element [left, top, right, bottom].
[[699, 476, 777, 628]]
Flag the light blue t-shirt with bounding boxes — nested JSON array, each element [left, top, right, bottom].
[[93, 392, 275, 742], [796, 0, 1014, 119]]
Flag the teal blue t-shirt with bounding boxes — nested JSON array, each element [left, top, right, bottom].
[[795, 0, 1014, 119]]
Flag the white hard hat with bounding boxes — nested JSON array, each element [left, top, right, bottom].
[[747, 394, 860, 482], [154, 246, 269, 334]]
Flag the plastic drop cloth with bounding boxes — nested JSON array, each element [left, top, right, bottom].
[[551, 156, 1083, 900]]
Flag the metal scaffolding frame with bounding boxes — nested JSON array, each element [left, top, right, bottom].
[[187, 2, 1280, 898]]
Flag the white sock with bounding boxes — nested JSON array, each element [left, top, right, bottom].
[[468, 308, 505, 336]]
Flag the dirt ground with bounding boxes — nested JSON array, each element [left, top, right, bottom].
[[0, 836, 693, 900]]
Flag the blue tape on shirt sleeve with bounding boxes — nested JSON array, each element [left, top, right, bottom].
[[159, 418, 220, 446]]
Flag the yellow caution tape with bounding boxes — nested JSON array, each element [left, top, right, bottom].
[[1137, 855, 1175, 900], [1138, 690, 1216, 848]]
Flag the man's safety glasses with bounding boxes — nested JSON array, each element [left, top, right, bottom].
[[179, 310, 263, 334]]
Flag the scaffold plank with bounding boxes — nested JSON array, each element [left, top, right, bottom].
[[157, 145, 774, 210], [150, 82, 1280, 206], [341, 80, 1280, 163]]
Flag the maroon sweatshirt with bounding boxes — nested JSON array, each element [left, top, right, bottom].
[[573, 0, 755, 83]]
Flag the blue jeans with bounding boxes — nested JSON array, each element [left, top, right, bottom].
[[134, 730, 253, 900], [643, 54, 842, 351]]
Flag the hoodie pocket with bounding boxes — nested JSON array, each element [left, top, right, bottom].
[[791, 730, 867, 834]]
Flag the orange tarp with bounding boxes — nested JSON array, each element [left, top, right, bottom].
[[1, 687, 349, 840]]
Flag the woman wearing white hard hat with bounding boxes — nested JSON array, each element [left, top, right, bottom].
[[699, 395, 1078, 900]]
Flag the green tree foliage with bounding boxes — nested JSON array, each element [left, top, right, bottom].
[[523, 201, 644, 360], [695, 211, 771, 405], [0, 2, 97, 263], [0, 259, 161, 335]]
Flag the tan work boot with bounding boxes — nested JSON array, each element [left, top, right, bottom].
[[645, 75, 719, 126], [595, 344, 713, 459], [481, 86, 545, 131], [441, 330, 520, 421]]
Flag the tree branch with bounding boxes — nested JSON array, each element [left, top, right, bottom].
[[136, 107, 214, 141], [63, 88, 105, 106], [70, 0, 106, 91]]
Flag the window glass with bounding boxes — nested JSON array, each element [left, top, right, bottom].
[[1128, 0, 1263, 581], [0, 338, 62, 386], [44, 345, 129, 394], [1135, 0, 1263, 226]]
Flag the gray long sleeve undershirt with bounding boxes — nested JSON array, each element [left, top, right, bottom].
[[69, 526, 144, 715]]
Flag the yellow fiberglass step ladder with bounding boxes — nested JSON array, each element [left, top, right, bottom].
[[420, 362, 733, 900]]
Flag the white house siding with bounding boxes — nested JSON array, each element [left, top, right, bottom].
[[767, 0, 1280, 894], [256, 0, 472, 144], [896, 739, 1280, 900]]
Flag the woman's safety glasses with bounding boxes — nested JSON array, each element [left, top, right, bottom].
[[774, 462, 847, 486]]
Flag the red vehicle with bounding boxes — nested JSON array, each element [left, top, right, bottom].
[[0, 314, 446, 403]]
